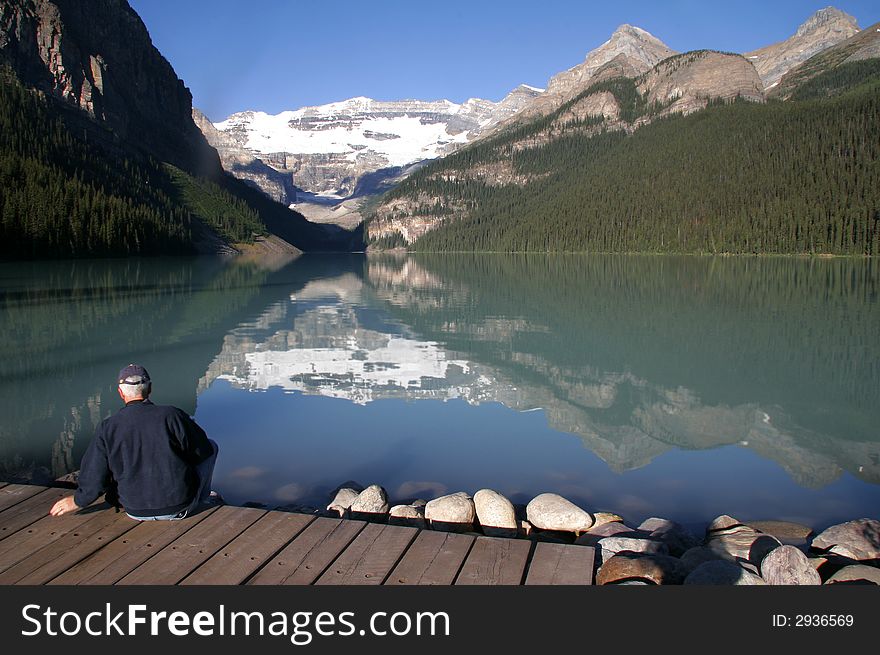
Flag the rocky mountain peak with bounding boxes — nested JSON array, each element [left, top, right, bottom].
[[746, 6, 860, 89], [795, 6, 857, 37]]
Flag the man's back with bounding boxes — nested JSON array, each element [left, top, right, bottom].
[[75, 399, 212, 517]]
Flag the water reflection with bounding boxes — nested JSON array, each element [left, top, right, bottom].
[[1, 253, 878, 527]]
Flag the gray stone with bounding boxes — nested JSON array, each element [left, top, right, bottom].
[[707, 514, 742, 533], [518, 519, 534, 537], [473, 489, 517, 537], [760, 545, 822, 585], [747, 520, 813, 546], [575, 521, 641, 547], [597, 553, 688, 585], [388, 504, 426, 528], [326, 488, 360, 517], [639, 517, 697, 556], [598, 536, 668, 564], [526, 493, 593, 533], [825, 564, 880, 585], [349, 484, 389, 514], [679, 546, 723, 573], [425, 492, 475, 532], [812, 519, 880, 561], [684, 560, 767, 585], [706, 524, 781, 566], [411, 498, 427, 508]]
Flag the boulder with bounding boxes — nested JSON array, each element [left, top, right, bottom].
[[825, 564, 880, 585], [326, 487, 360, 517], [597, 553, 688, 585], [473, 489, 518, 537], [425, 492, 475, 532], [811, 519, 880, 561], [388, 504, 427, 528], [679, 546, 723, 573], [597, 536, 667, 564], [349, 484, 389, 515], [684, 560, 767, 585], [575, 521, 642, 547], [707, 515, 742, 533], [638, 517, 697, 556], [706, 524, 781, 566], [747, 520, 813, 547], [592, 512, 625, 528], [526, 493, 593, 533], [759, 545, 821, 585]]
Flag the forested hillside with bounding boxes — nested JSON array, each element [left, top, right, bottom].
[[0, 68, 338, 259], [369, 60, 880, 255]]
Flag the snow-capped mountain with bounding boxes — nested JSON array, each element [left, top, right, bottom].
[[198, 84, 542, 214]]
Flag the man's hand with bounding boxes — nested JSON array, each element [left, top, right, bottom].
[[49, 496, 79, 517]]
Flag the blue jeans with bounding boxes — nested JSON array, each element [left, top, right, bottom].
[[126, 440, 219, 521]]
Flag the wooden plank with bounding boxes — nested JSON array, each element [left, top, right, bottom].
[[48, 508, 218, 585], [315, 523, 418, 586], [248, 517, 366, 585], [524, 542, 595, 585], [0, 483, 49, 513], [0, 508, 137, 584], [386, 530, 474, 585], [455, 536, 532, 585], [117, 506, 265, 585], [0, 501, 112, 574], [181, 511, 315, 585], [0, 487, 73, 542]]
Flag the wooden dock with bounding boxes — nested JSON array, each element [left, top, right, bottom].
[[0, 483, 596, 585]]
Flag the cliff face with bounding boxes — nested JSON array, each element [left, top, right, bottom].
[[0, 0, 219, 175], [637, 51, 764, 117], [745, 7, 860, 89]]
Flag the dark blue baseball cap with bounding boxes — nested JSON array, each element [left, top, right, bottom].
[[118, 364, 151, 385]]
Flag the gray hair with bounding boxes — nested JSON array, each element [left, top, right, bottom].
[[119, 381, 151, 399]]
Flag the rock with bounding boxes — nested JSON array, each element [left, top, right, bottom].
[[684, 561, 767, 585], [825, 565, 880, 585], [326, 488, 360, 517], [706, 524, 781, 566], [526, 493, 593, 533], [425, 492, 475, 532], [575, 522, 642, 547], [411, 498, 427, 508], [592, 512, 625, 528], [518, 519, 534, 537], [473, 489, 518, 537], [388, 504, 427, 528], [679, 547, 723, 573], [747, 520, 813, 547], [639, 517, 697, 556], [597, 553, 688, 585], [811, 519, 880, 561], [760, 545, 822, 585], [707, 514, 742, 533], [349, 484, 389, 515], [597, 536, 667, 564]]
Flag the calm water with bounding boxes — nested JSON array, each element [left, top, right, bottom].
[[1, 253, 878, 531]]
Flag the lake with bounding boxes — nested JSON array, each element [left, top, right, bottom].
[[1, 253, 878, 532]]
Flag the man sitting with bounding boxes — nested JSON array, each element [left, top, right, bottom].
[[50, 364, 219, 520]]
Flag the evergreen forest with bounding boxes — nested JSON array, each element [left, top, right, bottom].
[[0, 67, 329, 259]]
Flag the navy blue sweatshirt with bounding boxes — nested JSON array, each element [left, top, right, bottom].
[[74, 399, 212, 517]]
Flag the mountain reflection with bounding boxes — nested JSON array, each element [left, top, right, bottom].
[[1, 253, 878, 501], [205, 254, 879, 490]]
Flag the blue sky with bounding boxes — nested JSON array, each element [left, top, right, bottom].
[[128, 0, 880, 120]]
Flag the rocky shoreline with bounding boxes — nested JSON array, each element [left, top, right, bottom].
[[314, 482, 880, 586]]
